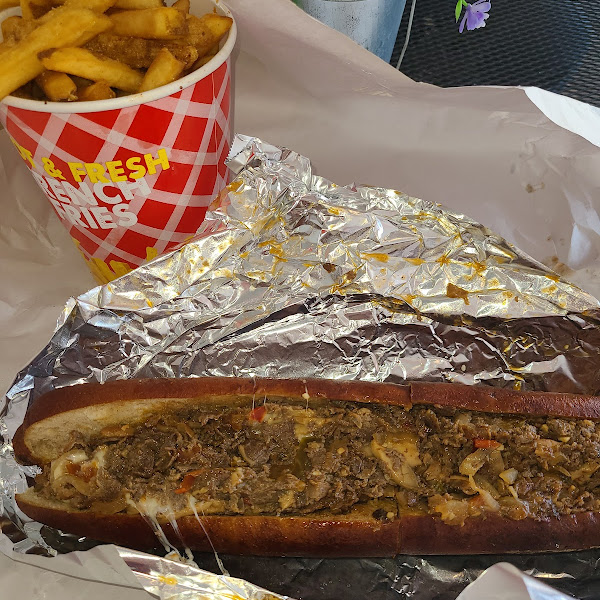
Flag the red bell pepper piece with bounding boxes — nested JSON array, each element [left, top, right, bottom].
[[473, 438, 501, 449], [174, 469, 205, 494], [249, 405, 267, 422]]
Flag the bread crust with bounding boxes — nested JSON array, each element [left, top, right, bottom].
[[399, 512, 600, 554], [12, 377, 600, 555], [16, 494, 401, 557], [13, 378, 412, 464], [14, 377, 600, 464], [16, 494, 600, 555], [410, 381, 600, 419]]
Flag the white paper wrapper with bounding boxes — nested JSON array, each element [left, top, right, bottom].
[[2, 0, 600, 598], [0, 533, 292, 600], [0, 535, 151, 600], [457, 563, 576, 600]]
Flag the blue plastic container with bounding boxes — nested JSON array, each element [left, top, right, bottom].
[[296, 0, 407, 63]]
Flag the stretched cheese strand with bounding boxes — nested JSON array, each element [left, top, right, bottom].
[[128, 495, 182, 558], [188, 495, 229, 576], [165, 508, 196, 565], [129, 496, 204, 567]]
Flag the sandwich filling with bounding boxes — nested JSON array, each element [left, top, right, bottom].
[[32, 399, 600, 525]]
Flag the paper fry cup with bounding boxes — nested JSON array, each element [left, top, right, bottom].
[[0, 0, 236, 284]]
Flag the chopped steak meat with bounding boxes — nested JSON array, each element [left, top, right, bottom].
[[33, 399, 600, 524]]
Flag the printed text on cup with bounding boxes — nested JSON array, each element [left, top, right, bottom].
[[10, 137, 170, 230]]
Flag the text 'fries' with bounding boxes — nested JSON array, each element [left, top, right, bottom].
[[0, 0, 233, 103]]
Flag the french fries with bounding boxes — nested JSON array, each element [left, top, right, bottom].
[[85, 32, 199, 69], [41, 47, 144, 92], [36, 0, 116, 23], [17, 0, 116, 17], [185, 13, 233, 57], [139, 46, 183, 92], [0, 0, 233, 102], [192, 52, 216, 70], [19, 0, 35, 20], [171, 0, 189, 13], [0, 0, 19, 10], [1, 15, 36, 44], [77, 80, 115, 101], [109, 7, 187, 40], [113, 0, 162, 8], [0, 8, 111, 100], [35, 69, 77, 100]]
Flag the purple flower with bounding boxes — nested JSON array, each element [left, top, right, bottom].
[[459, 0, 491, 33]]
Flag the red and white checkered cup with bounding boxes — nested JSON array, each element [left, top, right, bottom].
[[0, 0, 236, 284]]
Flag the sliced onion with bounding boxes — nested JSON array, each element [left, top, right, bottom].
[[428, 494, 470, 526], [508, 485, 519, 500], [50, 450, 88, 482], [473, 475, 501, 499], [499, 468, 518, 485], [535, 439, 565, 464], [52, 474, 93, 496], [371, 439, 419, 489], [487, 449, 505, 476], [459, 448, 489, 476], [90, 498, 128, 514], [570, 461, 600, 482], [468, 475, 500, 512], [498, 496, 529, 520]]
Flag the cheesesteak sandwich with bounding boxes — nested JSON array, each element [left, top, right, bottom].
[[13, 377, 600, 556]]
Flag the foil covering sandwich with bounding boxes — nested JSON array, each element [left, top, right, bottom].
[[2, 134, 600, 599]]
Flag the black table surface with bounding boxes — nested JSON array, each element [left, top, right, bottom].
[[391, 0, 600, 108]]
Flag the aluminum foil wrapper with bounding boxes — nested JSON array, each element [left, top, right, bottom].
[[3, 133, 600, 599], [121, 546, 292, 600]]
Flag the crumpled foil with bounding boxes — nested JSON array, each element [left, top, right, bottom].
[[2, 134, 600, 599], [121, 546, 292, 600]]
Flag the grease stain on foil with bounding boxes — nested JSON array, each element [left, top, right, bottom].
[[2, 134, 600, 600]]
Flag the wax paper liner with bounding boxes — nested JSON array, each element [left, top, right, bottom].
[[2, 134, 600, 599]]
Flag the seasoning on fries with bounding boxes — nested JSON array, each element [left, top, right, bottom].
[[0, 0, 19, 10], [85, 32, 199, 68], [0, 0, 233, 102], [138, 46, 184, 92], [40, 46, 144, 92], [77, 79, 115, 101], [35, 69, 77, 101], [109, 7, 186, 39], [0, 8, 111, 100]]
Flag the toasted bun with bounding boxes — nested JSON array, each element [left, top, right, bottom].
[[14, 378, 600, 465], [12, 377, 600, 556], [16, 488, 401, 557], [17, 488, 600, 555], [410, 382, 600, 419], [399, 512, 600, 554], [13, 378, 412, 464]]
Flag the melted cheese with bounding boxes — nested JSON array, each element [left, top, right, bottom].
[[382, 437, 422, 468], [371, 439, 419, 489], [50, 450, 88, 482], [293, 410, 330, 440], [188, 496, 230, 576]]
